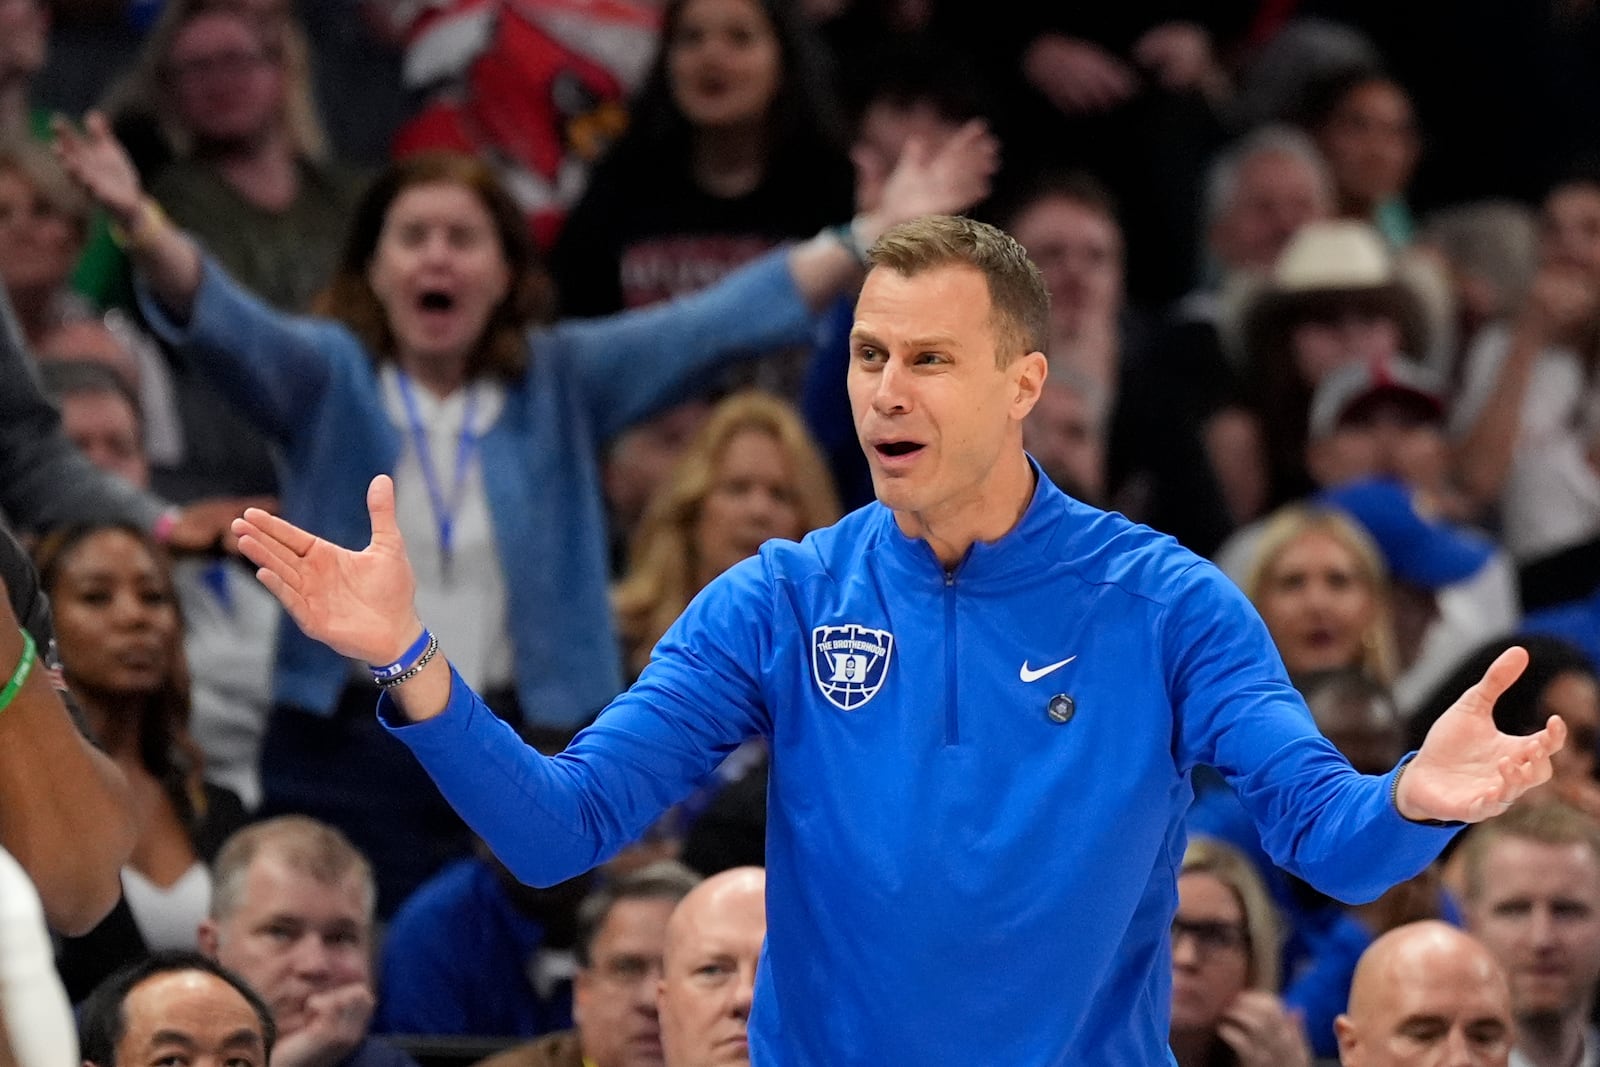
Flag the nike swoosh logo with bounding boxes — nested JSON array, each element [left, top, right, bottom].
[[1019, 656, 1077, 683]]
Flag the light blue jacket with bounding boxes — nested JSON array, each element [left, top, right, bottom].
[[141, 250, 818, 723], [384, 468, 1461, 1064]]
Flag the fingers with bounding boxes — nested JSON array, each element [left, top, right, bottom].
[[236, 504, 319, 558], [1540, 712, 1570, 756], [252, 562, 311, 624], [367, 474, 404, 547], [234, 522, 305, 577], [1479, 729, 1564, 815], [84, 109, 114, 142], [1470, 645, 1531, 711]]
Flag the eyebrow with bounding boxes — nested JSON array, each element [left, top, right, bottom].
[[147, 1032, 197, 1050], [849, 327, 962, 351], [221, 1030, 266, 1050], [147, 1029, 264, 1052]]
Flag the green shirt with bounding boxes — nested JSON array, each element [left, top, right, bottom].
[[150, 156, 366, 312]]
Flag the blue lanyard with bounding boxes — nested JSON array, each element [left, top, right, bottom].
[[396, 371, 480, 570]]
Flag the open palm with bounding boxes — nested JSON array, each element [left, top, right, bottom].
[[52, 110, 146, 221], [231, 475, 421, 665], [875, 118, 1000, 225], [1399, 646, 1568, 823]]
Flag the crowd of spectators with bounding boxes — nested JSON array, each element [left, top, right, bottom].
[[1, 0, 1599, 1064]]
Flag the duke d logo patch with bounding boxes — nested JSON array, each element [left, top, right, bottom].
[[811, 624, 894, 711]]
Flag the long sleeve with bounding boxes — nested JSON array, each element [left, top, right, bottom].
[[549, 247, 818, 447], [1167, 561, 1460, 902], [382, 558, 776, 886], [136, 257, 338, 447], [0, 288, 168, 532]]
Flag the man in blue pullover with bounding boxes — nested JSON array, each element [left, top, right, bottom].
[[233, 215, 1567, 1066]]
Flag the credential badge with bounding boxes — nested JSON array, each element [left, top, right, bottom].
[[811, 624, 894, 711]]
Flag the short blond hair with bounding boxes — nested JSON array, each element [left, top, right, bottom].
[[868, 214, 1050, 365], [210, 816, 375, 923], [1459, 800, 1600, 904]]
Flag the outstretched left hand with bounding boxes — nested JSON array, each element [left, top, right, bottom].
[[1397, 645, 1567, 823]]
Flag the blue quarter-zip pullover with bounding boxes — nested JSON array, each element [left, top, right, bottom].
[[386, 467, 1459, 1065]]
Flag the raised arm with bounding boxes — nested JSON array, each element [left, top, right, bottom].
[[1170, 563, 1559, 902], [786, 118, 999, 309], [52, 112, 203, 323], [564, 119, 1001, 443], [54, 112, 334, 442]]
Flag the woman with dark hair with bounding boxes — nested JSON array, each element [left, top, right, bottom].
[[35, 523, 246, 1002], [548, 0, 856, 325], [54, 107, 994, 913]]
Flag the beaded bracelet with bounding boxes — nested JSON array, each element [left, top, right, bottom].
[[370, 628, 432, 684], [374, 632, 440, 690], [0, 630, 38, 717]]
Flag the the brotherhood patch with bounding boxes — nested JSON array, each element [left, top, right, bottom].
[[811, 624, 894, 711]]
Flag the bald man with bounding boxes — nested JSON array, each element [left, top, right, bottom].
[[1334, 920, 1514, 1067], [657, 867, 765, 1067]]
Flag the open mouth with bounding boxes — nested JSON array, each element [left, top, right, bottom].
[[876, 441, 923, 458], [418, 289, 456, 312]]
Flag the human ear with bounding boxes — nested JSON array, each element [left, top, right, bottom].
[[1011, 351, 1049, 417]]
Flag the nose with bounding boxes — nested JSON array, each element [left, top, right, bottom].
[[1438, 1026, 1478, 1067], [288, 933, 334, 979], [417, 228, 454, 263], [871, 359, 912, 417], [631, 969, 660, 1014], [744, 487, 787, 526], [729, 964, 756, 1020], [109, 588, 154, 629], [1170, 934, 1201, 971], [1292, 577, 1334, 618], [1528, 905, 1557, 947]]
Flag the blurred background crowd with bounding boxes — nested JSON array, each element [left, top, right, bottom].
[[2, 0, 1600, 1065]]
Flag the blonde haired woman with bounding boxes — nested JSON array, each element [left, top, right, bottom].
[[614, 390, 840, 681], [1241, 505, 1398, 685], [1171, 836, 1310, 1067]]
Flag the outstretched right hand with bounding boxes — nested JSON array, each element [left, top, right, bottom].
[[231, 475, 423, 665]]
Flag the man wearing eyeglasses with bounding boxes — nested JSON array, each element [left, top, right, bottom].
[[478, 861, 703, 1067]]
